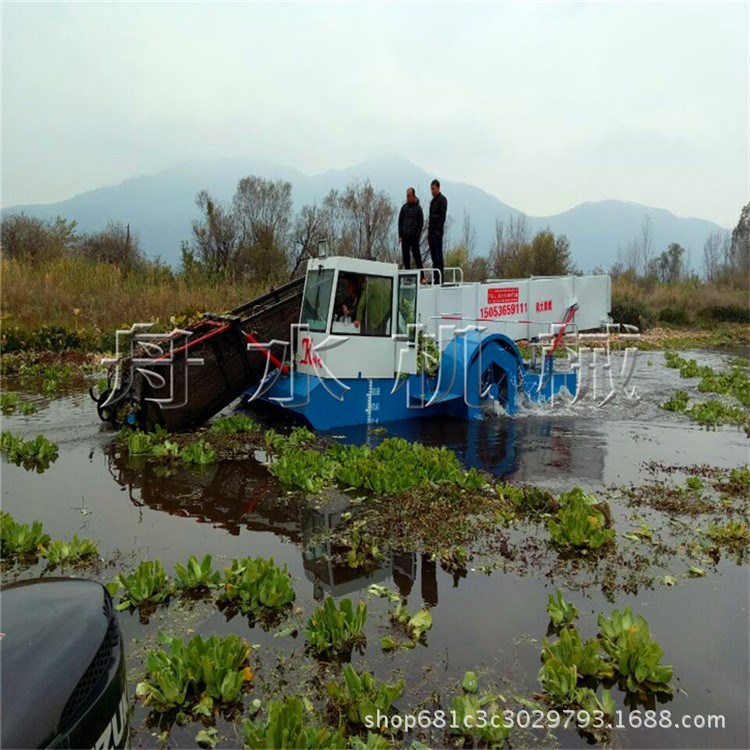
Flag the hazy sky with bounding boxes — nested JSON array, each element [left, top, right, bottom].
[[2, 2, 747, 227]]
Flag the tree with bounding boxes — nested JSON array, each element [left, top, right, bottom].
[[290, 202, 331, 279], [78, 222, 143, 269], [459, 210, 476, 258], [653, 242, 685, 283], [189, 190, 241, 277], [488, 216, 573, 278], [639, 215, 654, 278], [0, 213, 77, 262], [727, 202, 750, 286], [489, 214, 530, 277], [613, 214, 655, 281], [233, 177, 292, 256], [340, 179, 395, 260], [702, 230, 729, 283]]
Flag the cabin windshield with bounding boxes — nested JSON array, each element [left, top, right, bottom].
[[300, 269, 334, 332]]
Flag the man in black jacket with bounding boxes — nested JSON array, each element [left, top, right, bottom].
[[428, 179, 447, 281], [398, 187, 424, 270]]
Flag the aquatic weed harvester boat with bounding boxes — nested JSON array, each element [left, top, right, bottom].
[[93, 255, 614, 431]]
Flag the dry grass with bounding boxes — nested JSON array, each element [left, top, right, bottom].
[[1, 258, 267, 330], [612, 276, 748, 313]]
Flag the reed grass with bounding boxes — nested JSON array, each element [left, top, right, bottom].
[[1, 257, 266, 331]]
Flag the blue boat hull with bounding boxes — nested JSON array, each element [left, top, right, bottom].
[[246, 333, 576, 430]]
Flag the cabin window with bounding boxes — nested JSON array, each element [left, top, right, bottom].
[[397, 274, 418, 340], [332, 272, 362, 332], [353, 275, 393, 336], [300, 269, 334, 332]]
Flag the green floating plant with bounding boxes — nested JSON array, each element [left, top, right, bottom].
[[174, 554, 221, 592], [108, 560, 172, 610], [450, 671, 510, 746], [268, 449, 335, 493], [0, 392, 19, 415], [266, 432, 484, 495], [179, 440, 217, 465], [136, 632, 252, 712], [345, 524, 383, 570], [597, 607, 673, 695], [126, 430, 154, 456], [332, 438, 484, 495], [218, 556, 295, 618], [211, 414, 258, 434], [123, 429, 216, 465], [546, 589, 579, 630], [264, 426, 316, 455], [389, 601, 433, 645], [707, 519, 750, 554], [496, 482, 556, 518], [547, 488, 616, 551], [349, 734, 392, 750], [0, 511, 50, 561], [686, 476, 703, 490], [41, 534, 98, 565], [729, 466, 750, 486], [243, 695, 346, 750], [661, 390, 689, 412], [305, 596, 367, 658], [540, 629, 613, 689], [326, 664, 404, 728], [1, 431, 59, 472]]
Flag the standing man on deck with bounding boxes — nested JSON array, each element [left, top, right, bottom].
[[398, 187, 424, 270], [428, 179, 448, 281]]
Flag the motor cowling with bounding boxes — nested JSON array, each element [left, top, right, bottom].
[[0, 578, 128, 749]]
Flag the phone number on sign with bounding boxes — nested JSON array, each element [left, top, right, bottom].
[[479, 302, 528, 319], [364, 708, 726, 732]]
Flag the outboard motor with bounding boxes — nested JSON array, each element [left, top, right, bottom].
[[0, 578, 128, 749]]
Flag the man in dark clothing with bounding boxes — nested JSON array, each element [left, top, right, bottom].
[[398, 187, 424, 270], [428, 179, 447, 281]]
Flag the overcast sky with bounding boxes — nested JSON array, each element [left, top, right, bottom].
[[2, 2, 747, 227]]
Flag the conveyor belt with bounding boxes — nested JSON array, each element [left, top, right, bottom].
[[93, 277, 304, 431]]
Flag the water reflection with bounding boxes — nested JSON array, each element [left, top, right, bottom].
[[106, 450, 442, 604], [105, 416, 605, 604]]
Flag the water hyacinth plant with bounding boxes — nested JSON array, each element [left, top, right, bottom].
[[266, 434, 484, 496], [540, 628, 613, 686], [136, 633, 252, 712], [450, 671, 511, 746], [108, 560, 172, 610], [597, 607, 673, 695], [268, 448, 335, 493], [122, 428, 217, 465], [0, 392, 19, 414], [264, 426, 316, 455], [1, 431, 59, 472], [179, 439, 217, 465], [0, 511, 50, 561], [391, 602, 433, 641], [218, 556, 295, 619], [41, 535, 99, 565], [326, 664, 404, 728], [707, 519, 750, 556], [243, 696, 346, 750], [344, 525, 383, 570], [174, 554, 221, 592], [211, 414, 258, 434], [331, 438, 485, 495], [546, 589, 580, 630], [547, 488, 616, 551], [305, 596, 367, 658]]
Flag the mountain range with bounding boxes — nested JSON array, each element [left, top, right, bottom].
[[3, 156, 729, 273]]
